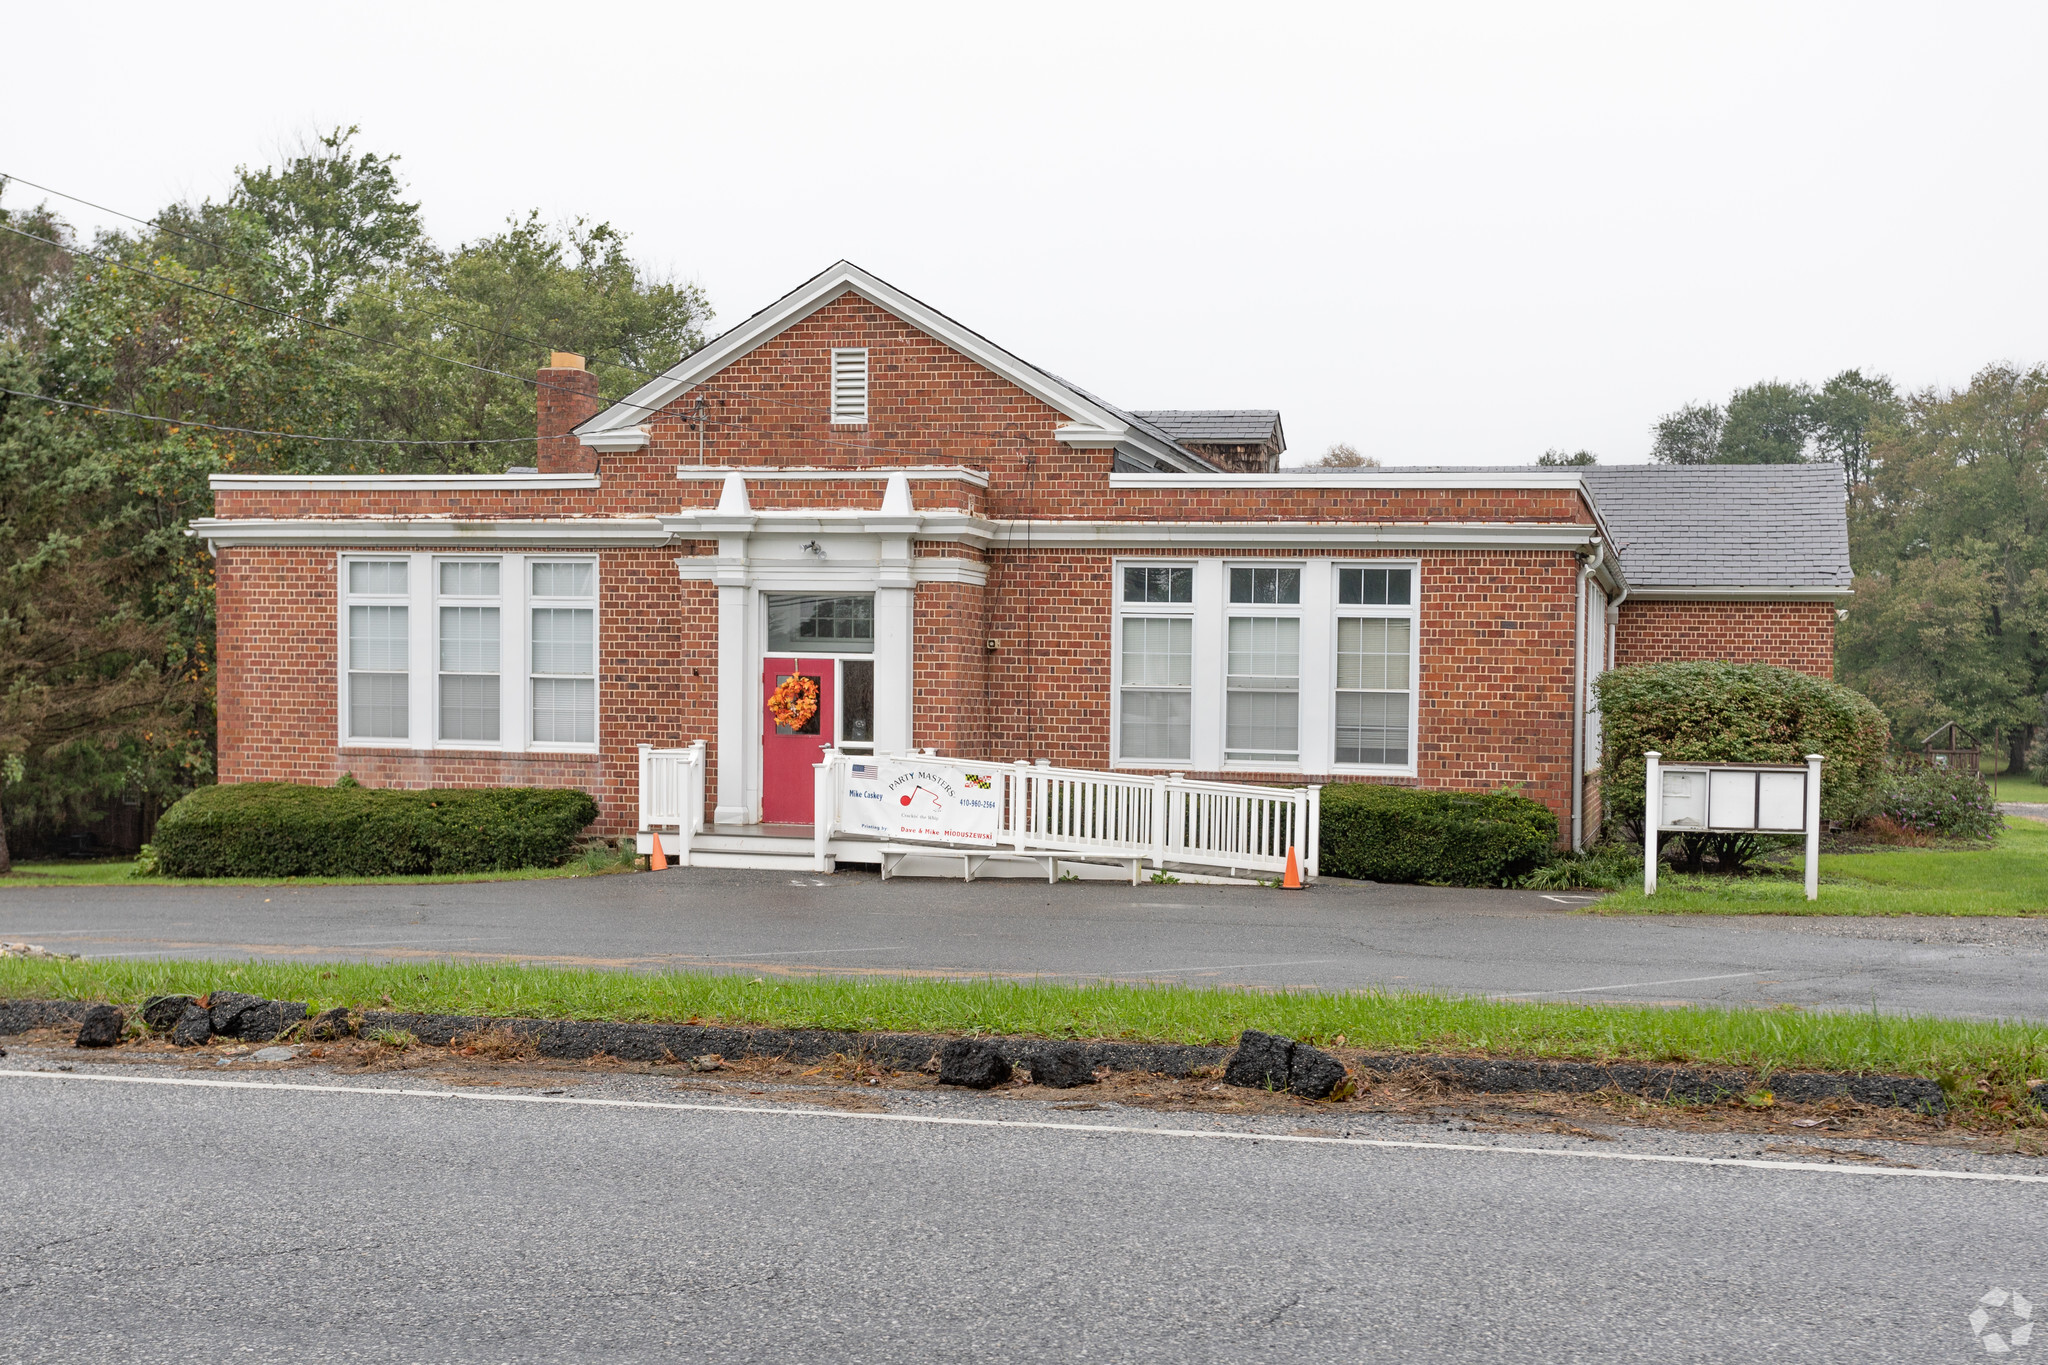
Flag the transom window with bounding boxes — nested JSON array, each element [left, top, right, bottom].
[[1229, 566, 1300, 605], [1124, 565, 1193, 604], [767, 594, 874, 653]]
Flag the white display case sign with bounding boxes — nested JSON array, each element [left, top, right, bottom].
[[1644, 751, 1824, 901]]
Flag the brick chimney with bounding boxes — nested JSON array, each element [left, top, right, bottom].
[[536, 352, 600, 474]]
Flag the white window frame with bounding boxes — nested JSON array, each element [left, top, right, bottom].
[[1330, 559, 1420, 777], [339, 555, 413, 747], [528, 557, 601, 754], [434, 556, 504, 749], [1110, 561, 1198, 770], [830, 348, 869, 424], [1223, 562, 1306, 771]]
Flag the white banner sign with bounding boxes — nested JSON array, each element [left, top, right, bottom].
[[841, 759, 1003, 846]]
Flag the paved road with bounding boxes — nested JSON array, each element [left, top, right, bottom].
[[4, 868, 2046, 1019], [2, 1062, 2041, 1363]]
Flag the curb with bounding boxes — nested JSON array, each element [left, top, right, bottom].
[[0, 999, 1948, 1113]]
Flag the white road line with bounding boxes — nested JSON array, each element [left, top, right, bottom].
[[1500, 971, 1764, 998], [5, 1068, 2040, 1185], [1111, 958, 1345, 977]]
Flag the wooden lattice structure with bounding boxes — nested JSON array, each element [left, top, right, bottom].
[[1921, 722, 1981, 774]]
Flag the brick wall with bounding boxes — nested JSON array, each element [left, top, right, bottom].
[[1614, 600, 1836, 679], [912, 580, 991, 759]]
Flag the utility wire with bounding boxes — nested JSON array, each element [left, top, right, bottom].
[[0, 386, 538, 446]]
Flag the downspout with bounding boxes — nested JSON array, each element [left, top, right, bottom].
[[1571, 541, 1606, 853]]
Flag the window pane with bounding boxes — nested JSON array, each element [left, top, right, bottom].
[[531, 677, 595, 745], [1225, 690, 1299, 761], [1120, 690, 1191, 761], [1337, 691, 1410, 765], [1228, 566, 1300, 605], [348, 672, 408, 740], [1226, 617, 1300, 683], [1337, 617, 1411, 690], [766, 593, 874, 654], [440, 607, 501, 673], [531, 608, 594, 676], [841, 659, 874, 743], [439, 673, 501, 742], [1122, 566, 1193, 603], [348, 560, 408, 595], [1121, 616, 1191, 688], [1337, 566, 1413, 606], [532, 561, 594, 598], [349, 605, 408, 672], [439, 560, 500, 597]]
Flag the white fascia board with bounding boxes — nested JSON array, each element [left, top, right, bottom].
[[657, 509, 995, 546], [1107, 470, 1594, 490], [581, 262, 1136, 439], [989, 520, 1604, 551], [1623, 586, 1853, 602], [208, 474, 601, 491], [580, 426, 649, 452], [189, 517, 670, 549], [675, 556, 988, 587], [1054, 424, 1124, 448], [672, 465, 992, 488]]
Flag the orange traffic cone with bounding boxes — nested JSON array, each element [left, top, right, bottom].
[[650, 831, 668, 872], [1283, 845, 1302, 890]]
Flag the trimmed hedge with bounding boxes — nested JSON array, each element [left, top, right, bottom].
[[1596, 662, 1890, 835], [1319, 784, 1558, 887], [153, 783, 600, 878]]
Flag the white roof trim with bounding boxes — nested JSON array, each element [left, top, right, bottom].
[[1623, 586, 1852, 602], [1109, 470, 1593, 490], [581, 426, 649, 452], [674, 464, 991, 488], [989, 520, 1605, 551], [188, 517, 669, 549], [580, 261, 1213, 474], [209, 474, 600, 492]]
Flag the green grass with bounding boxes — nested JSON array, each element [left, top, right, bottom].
[[1599, 817, 2048, 917], [1987, 769, 2048, 804], [0, 846, 638, 888], [4, 956, 2045, 1093]]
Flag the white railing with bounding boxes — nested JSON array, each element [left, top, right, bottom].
[[637, 742, 706, 859], [811, 750, 1318, 881]]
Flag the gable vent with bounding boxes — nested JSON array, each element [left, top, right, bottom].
[[830, 348, 869, 424]]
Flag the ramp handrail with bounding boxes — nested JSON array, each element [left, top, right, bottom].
[[812, 749, 1318, 880], [638, 742, 707, 859]]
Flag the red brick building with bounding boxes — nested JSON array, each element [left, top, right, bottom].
[[194, 263, 1851, 852]]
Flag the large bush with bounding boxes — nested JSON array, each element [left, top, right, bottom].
[[153, 783, 599, 878], [1877, 762, 2002, 840], [1319, 784, 1558, 887], [1597, 663, 1890, 839]]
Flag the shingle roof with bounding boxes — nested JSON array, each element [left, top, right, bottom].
[[1132, 410, 1285, 450], [1579, 464, 1850, 592]]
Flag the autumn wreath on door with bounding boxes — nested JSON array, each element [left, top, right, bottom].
[[768, 673, 821, 733]]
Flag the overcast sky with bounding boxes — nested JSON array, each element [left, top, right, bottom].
[[8, 1, 2046, 466]]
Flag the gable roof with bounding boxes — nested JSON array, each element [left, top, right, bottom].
[[1132, 410, 1286, 452], [1580, 463, 1850, 597], [579, 261, 1220, 473]]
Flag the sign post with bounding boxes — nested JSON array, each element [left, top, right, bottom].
[[1644, 751, 1822, 902]]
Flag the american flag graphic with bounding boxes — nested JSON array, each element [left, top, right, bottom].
[[851, 762, 878, 778]]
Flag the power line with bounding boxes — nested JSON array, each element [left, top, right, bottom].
[[0, 386, 536, 446]]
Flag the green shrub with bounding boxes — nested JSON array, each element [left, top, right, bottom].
[[1520, 842, 1641, 890], [1597, 662, 1890, 840], [1877, 762, 2002, 840], [1319, 784, 1558, 887], [153, 783, 599, 878]]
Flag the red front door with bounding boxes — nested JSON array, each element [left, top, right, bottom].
[[762, 657, 833, 824]]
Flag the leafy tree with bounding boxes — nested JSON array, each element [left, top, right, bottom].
[[1649, 402, 1724, 464], [1537, 448, 1597, 466], [1811, 369, 1902, 488], [1651, 371, 1901, 486], [1717, 381, 1815, 464]]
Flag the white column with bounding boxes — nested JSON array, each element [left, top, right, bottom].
[[874, 586, 913, 755], [1643, 750, 1661, 895], [1298, 558, 1334, 775], [715, 583, 753, 824], [1189, 559, 1225, 773], [1804, 753, 1823, 902]]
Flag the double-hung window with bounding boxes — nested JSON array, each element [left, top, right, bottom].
[[1117, 565, 1194, 763], [1226, 566, 1301, 765], [530, 561, 597, 746], [345, 559, 409, 741], [1334, 565, 1414, 767], [438, 559, 501, 743]]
